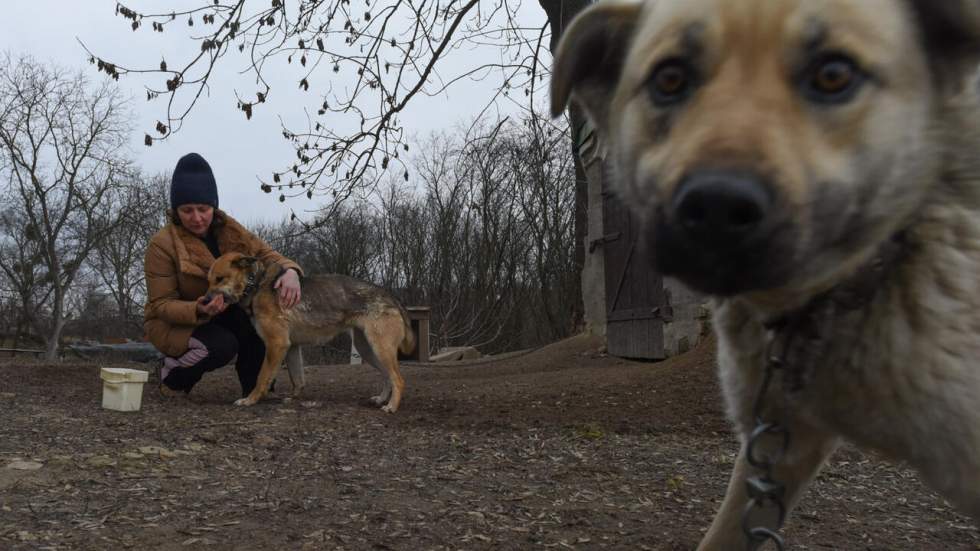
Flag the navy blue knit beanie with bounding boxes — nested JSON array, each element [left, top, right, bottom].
[[170, 153, 218, 210]]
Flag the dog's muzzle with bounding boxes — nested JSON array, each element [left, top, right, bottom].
[[205, 289, 238, 305], [649, 169, 792, 295]]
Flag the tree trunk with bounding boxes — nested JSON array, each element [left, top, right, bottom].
[[539, 0, 595, 333], [44, 288, 66, 361]]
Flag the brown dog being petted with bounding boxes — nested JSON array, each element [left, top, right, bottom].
[[205, 252, 415, 412], [552, 0, 980, 548]]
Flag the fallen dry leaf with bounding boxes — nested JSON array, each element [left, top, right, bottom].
[[6, 460, 42, 471]]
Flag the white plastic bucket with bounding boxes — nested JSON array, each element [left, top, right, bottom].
[[100, 368, 149, 412]]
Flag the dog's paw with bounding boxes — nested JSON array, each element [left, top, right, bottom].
[[369, 395, 387, 406], [234, 397, 257, 407], [381, 404, 397, 414]]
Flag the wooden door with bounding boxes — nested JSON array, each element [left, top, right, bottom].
[[600, 172, 668, 360]]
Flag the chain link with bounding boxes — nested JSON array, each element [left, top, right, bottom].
[[741, 330, 794, 550]]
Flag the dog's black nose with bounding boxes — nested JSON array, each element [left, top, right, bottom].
[[671, 170, 771, 247]]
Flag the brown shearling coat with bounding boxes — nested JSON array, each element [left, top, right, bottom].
[[143, 210, 303, 357]]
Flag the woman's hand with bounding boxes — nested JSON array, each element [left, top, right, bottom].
[[196, 293, 227, 317], [275, 269, 302, 309]]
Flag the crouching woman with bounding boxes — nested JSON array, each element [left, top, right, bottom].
[[143, 152, 303, 398]]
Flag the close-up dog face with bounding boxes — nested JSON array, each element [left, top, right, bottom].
[[206, 252, 258, 304], [553, 0, 980, 297]]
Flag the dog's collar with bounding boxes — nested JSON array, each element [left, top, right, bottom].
[[243, 272, 259, 297], [239, 264, 266, 306], [239, 263, 287, 315], [743, 231, 909, 546]]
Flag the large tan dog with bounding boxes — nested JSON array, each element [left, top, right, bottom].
[[553, 0, 980, 548], [205, 252, 415, 413]]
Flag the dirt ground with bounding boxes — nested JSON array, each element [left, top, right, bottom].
[[1, 335, 977, 550]]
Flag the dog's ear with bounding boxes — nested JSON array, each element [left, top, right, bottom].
[[550, 1, 640, 128], [906, 0, 980, 89], [233, 256, 258, 270]]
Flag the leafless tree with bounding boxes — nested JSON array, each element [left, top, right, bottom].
[[258, 202, 380, 281], [374, 182, 430, 294], [0, 203, 49, 349], [89, 171, 170, 332], [506, 115, 576, 341], [0, 55, 132, 359], [369, 116, 576, 352], [440, 125, 528, 349]]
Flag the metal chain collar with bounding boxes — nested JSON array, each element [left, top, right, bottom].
[[737, 234, 904, 550], [239, 266, 265, 313], [741, 325, 797, 551], [242, 271, 258, 297]]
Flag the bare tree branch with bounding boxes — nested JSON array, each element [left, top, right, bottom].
[[86, 0, 560, 218]]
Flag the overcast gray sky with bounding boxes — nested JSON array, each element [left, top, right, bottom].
[[1, 1, 545, 226]]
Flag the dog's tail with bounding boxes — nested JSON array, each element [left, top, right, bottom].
[[398, 306, 416, 355]]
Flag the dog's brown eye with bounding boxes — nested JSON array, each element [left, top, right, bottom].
[[655, 66, 688, 94], [649, 60, 696, 106], [802, 54, 865, 104], [814, 60, 854, 93]]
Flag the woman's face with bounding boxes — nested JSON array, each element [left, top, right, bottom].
[[176, 204, 214, 237]]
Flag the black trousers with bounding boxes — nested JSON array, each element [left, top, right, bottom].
[[162, 305, 265, 396]]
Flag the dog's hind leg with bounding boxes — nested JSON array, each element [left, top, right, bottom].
[[353, 328, 392, 407], [353, 321, 405, 413], [366, 318, 405, 414], [283, 346, 305, 402], [698, 426, 839, 550]]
